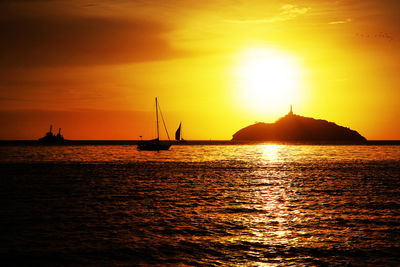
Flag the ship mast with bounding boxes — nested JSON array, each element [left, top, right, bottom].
[[155, 97, 159, 140]]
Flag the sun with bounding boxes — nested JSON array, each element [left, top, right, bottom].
[[235, 48, 303, 115]]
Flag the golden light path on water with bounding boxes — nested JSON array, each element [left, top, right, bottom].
[[219, 144, 299, 256], [260, 144, 280, 163], [1, 144, 399, 163], [1, 144, 400, 265]]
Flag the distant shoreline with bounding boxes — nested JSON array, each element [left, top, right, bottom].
[[0, 140, 399, 146]]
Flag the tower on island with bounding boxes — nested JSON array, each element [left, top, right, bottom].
[[288, 104, 293, 116]]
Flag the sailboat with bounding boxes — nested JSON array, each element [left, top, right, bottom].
[[137, 97, 171, 151], [175, 122, 186, 143]]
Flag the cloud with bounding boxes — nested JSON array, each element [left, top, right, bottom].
[[0, 15, 187, 67], [328, 18, 352, 25], [225, 4, 310, 24], [280, 4, 310, 16]]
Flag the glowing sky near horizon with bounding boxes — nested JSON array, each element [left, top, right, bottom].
[[0, 0, 399, 140]]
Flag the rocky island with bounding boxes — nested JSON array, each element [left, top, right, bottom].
[[232, 106, 367, 143]]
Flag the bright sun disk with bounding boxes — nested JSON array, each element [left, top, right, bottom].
[[235, 48, 302, 115]]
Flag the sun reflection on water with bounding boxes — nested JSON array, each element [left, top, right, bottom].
[[1, 144, 399, 265], [1, 144, 400, 163], [260, 144, 281, 163]]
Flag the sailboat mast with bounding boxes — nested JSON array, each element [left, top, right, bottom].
[[155, 97, 159, 140]]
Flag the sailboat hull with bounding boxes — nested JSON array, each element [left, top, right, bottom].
[[137, 140, 171, 151]]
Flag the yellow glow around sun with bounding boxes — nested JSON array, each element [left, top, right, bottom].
[[235, 48, 303, 115]]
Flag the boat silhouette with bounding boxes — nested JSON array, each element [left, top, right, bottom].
[[137, 98, 171, 151], [175, 122, 186, 143], [38, 125, 66, 144]]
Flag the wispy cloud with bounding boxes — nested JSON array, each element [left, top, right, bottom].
[[328, 18, 352, 25], [281, 4, 310, 17], [226, 4, 310, 24]]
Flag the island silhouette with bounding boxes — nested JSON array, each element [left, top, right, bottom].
[[232, 106, 367, 142]]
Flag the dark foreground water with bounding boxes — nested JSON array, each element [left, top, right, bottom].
[[0, 145, 399, 266]]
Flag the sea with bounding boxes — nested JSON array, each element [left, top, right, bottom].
[[0, 143, 399, 266]]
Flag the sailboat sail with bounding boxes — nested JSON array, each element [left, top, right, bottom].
[[175, 123, 181, 141]]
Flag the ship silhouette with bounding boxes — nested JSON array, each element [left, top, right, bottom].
[[38, 125, 67, 144]]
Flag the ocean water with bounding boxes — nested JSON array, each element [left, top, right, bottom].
[[0, 144, 399, 266]]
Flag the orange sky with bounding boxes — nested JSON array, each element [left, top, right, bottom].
[[0, 0, 399, 140]]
